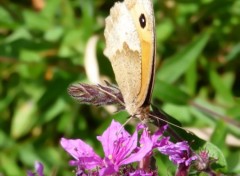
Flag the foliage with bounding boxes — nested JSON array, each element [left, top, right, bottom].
[[0, 0, 240, 175]]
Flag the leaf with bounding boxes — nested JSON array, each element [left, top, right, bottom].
[[153, 80, 191, 105], [157, 32, 210, 83], [162, 104, 192, 123], [226, 104, 240, 137], [40, 98, 68, 124], [23, 10, 51, 31], [156, 19, 174, 42], [191, 99, 240, 137], [0, 6, 15, 28], [0, 153, 23, 175], [11, 101, 37, 139], [227, 151, 240, 173], [155, 152, 175, 175], [210, 121, 227, 152], [19, 49, 42, 62], [226, 43, 240, 61], [4, 28, 32, 43], [185, 61, 197, 95], [209, 69, 234, 106], [60, 0, 75, 28], [189, 105, 215, 126], [44, 27, 63, 42]]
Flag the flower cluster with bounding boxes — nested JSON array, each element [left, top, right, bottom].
[[60, 120, 196, 175]]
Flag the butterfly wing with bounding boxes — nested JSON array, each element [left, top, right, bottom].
[[104, 0, 156, 117]]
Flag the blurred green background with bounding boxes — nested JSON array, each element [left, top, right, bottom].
[[0, 0, 240, 175]]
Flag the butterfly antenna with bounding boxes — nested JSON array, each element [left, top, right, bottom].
[[116, 115, 134, 135], [149, 113, 193, 134]]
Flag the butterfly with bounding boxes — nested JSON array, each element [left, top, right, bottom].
[[104, 0, 156, 120]]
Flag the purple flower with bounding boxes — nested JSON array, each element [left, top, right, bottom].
[[61, 120, 153, 175], [27, 161, 44, 176], [129, 169, 156, 176], [194, 150, 217, 172], [98, 120, 153, 175], [141, 123, 196, 168], [61, 119, 197, 175], [157, 140, 196, 166], [60, 138, 103, 169]]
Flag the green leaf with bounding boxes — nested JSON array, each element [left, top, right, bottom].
[[44, 27, 64, 42], [209, 69, 234, 106], [185, 61, 197, 95], [227, 151, 240, 173], [155, 152, 175, 175], [226, 104, 240, 137], [11, 101, 37, 139], [40, 98, 68, 124], [4, 28, 32, 43], [210, 121, 228, 153], [58, 29, 85, 57], [226, 43, 240, 61], [19, 49, 42, 62], [189, 105, 215, 126], [191, 98, 226, 121], [0, 130, 14, 148], [23, 10, 51, 31], [153, 80, 191, 104], [0, 153, 23, 175], [0, 6, 18, 29], [156, 19, 174, 42], [157, 32, 210, 83], [19, 144, 41, 166], [60, 0, 75, 28], [162, 103, 192, 124]]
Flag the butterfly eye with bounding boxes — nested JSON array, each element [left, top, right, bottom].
[[139, 13, 146, 28]]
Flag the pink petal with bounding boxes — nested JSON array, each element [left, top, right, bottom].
[[60, 138, 102, 169], [151, 124, 168, 144], [116, 130, 138, 164], [121, 128, 152, 165], [97, 120, 130, 156]]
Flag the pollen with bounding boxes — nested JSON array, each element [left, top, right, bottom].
[[108, 154, 113, 160]]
